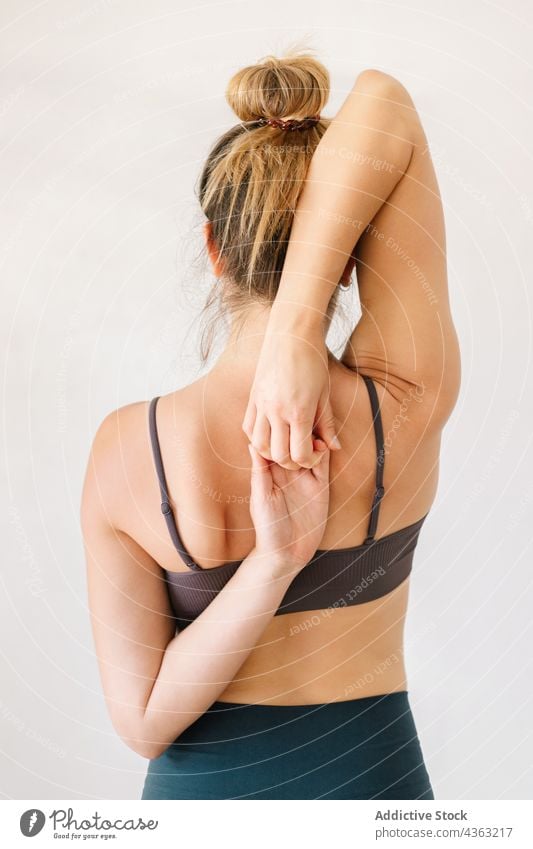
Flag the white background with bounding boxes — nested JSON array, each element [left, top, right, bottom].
[[1, 0, 532, 800]]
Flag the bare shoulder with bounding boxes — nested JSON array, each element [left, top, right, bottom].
[[80, 384, 201, 529], [88, 400, 149, 465], [80, 400, 150, 530]]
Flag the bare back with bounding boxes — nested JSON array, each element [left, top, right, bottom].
[[109, 370, 445, 705]]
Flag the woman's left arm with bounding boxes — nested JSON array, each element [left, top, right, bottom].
[[81, 408, 330, 758]]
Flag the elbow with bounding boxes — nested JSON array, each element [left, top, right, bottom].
[[110, 707, 188, 760], [354, 68, 414, 106], [135, 743, 167, 760], [114, 717, 171, 760], [122, 735, 167, 760], [355, 68, 399, 86]]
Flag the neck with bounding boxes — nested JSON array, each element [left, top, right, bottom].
[[212, 303, 273, 375], [209, 301, 333, 387]]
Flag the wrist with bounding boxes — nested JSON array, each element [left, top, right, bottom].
[[268, 295, 328, 337], [245, 547, 301, 582]]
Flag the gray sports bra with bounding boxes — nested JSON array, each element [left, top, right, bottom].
[[149, 375, 428, 630]]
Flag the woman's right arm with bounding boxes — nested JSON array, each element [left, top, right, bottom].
[[244, 70, 416, 467], [81, 408, 329, 759], [245, 68, 460, 466]]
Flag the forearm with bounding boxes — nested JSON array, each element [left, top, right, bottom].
[[270, 71, 415, 331], [136, 550, 296, 755]]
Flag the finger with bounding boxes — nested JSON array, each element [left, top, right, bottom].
[[289, 418, 315, 469], [315, 395, 341, 451], [306, 435, 334, 470], [271, 419, 300, 469], [248, 444, 273, 499], [270, 464, 307, 496], [242, 399, 257, 441], [251, 414, 272, 460], [310, 438, 331, 484]]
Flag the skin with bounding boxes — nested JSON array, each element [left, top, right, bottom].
[[244, 68, 460, 468], [81, 69, 460, 760]]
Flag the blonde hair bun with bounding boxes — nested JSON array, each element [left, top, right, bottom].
[[226, 52, 330, 122], [198, 51, 333, 360]]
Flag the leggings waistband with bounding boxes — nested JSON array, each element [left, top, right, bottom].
[[142, 691, 434, 800]]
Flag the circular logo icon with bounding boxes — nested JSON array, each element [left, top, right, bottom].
[[20, 809, 45, 837]]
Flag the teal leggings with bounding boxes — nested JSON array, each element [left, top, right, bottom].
[[141, 691, 434, 800]]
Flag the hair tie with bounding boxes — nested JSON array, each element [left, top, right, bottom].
[[254, 114, 321, 131]]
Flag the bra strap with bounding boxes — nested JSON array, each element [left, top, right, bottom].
[[361, 375, 385, 545], [148, 397, 202, 571]]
